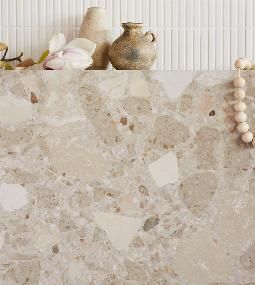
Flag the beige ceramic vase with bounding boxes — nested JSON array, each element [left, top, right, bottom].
[[79, 7, 111, 70], [108, 22, 156, 70]]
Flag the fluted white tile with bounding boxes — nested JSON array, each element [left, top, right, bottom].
[[215, 29, 223, 70], [127, 0, 135, 22], [135, 0, 142, 23], [186, 28, 193, 70], [193, 29, 201, 69], [46, 0, 53, 26], [171, 0, 178, 28], [223, 29, 231, 69], [61, 0, 69, 27], [1, 0, 255, 70], [149, 0, 157, 27], [209, 30, 216, 70], [164, 0, 171, 27], [120, 0, 128, 23], [142, 0, 150, 27]]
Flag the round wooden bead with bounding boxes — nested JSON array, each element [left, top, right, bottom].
[[234, 102, 247, 112], [234, 58, 249, 70], [234, 89, 246, 100], [242, 132, 254, 143], [235, 112, 247, 123], [237, 122, 250, 133], [234, 77, 246, 88]]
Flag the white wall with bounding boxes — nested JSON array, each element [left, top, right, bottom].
[[0, 0, 254, 70]]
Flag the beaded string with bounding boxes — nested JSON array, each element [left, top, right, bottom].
[[234, 58, 255, 146]]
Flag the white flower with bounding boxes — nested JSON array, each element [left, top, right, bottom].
[[49, 33, 66, 54], [44, 33, 96, 70]]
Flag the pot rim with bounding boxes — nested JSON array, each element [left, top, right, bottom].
[[87, 7, 106, 11], [122, 22, 143, 28]]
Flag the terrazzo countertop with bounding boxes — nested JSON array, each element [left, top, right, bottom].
[[0, 71, 255, 285]]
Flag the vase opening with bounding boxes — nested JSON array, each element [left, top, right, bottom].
[[122, 23, 143, 35], [88, 7, 105, 10], [122, 22, 143, 28], [86, 7, 106, 14]]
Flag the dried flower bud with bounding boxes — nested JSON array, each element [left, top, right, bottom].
[[234, 58, 250, 70], [0, 42, 8, 51], [16, 58, 35, 68], [0, 61, 4, 68]]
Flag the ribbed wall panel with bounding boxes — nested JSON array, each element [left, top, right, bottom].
[[0, 0, 254, 70]]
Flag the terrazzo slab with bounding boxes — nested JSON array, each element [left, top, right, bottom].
[[0, 70, 255, 284]]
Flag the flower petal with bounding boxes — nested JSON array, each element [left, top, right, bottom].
[[61, 48, 93, 70], [44, 47, 93, 70], [44, 57, 66, 70], [49, 33, 66, 53], [66, 38, 96, 56], [62, 61, 73, 70], [43, 52, 57, 69]]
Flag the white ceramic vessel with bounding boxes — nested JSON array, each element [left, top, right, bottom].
[[79, 7, 111, 70]]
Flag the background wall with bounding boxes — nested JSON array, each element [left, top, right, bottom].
[[0, 0, 255, 70]]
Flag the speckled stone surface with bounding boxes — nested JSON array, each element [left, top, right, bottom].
[[1, 71, 255, 285]]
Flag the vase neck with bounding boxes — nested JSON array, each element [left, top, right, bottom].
[[87, 7, 106, 13], [122, 23, 143, 35]]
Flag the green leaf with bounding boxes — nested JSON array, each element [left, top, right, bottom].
[[4, 63, 13, 70], [36, 50, 49, 64]]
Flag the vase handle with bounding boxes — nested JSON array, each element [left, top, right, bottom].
[[145, 31, 156, 43]]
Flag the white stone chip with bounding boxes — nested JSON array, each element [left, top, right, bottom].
[[0, 184, 28, 212], [0, 233, 4, 250], [152, 73, 196, 98], [129, 72, 150, 98], [0, 95, 32, 125], [148, 152, 179, 187], [94, 212, 142, 251]]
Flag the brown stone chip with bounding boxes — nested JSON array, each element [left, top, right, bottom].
[[139, 185, 149, 196], [129, 123, 135, 131], [31, 92, 39, 104], [179, 172, 218, 217], [52, 244, 59, 254], [120, 117, 128, 125], [143, 216, 160, 232]]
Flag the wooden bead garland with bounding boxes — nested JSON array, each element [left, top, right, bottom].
[[234, 77, 246, 88], [242, 132, 254, 143], [234, 58, 252, 70], [237, 122, 250, 134], [234, 102, 247, 112], [234, 58, 247, 70], [234, 89, 246, 100], [235, 112, 247, 123], [233, 59, 254, 146]]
